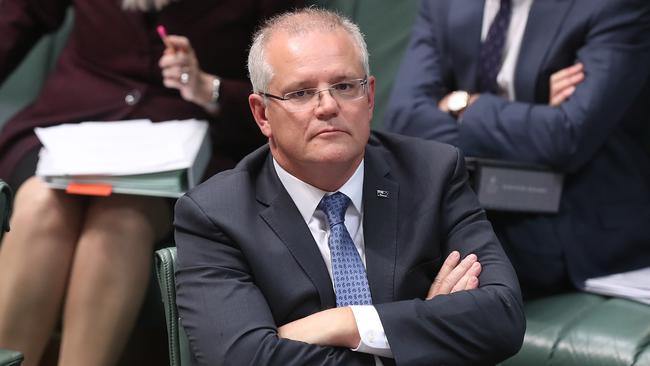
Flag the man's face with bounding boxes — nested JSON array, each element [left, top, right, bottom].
[[249, 29, 375, 179]]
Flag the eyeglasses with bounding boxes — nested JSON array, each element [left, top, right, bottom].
[[259, 78, 368, 112]]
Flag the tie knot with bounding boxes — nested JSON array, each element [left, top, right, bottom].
[[318, 192, 351, 228]]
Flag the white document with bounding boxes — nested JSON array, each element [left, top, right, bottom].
[[35, 119, 208, 176], [584, 267, 650, 305]]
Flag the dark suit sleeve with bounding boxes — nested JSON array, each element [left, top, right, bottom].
[[0, 0, 70, 81], [384, 0, 459, 144], [376, 149, 525, 366], [174, 195, 373, 366]]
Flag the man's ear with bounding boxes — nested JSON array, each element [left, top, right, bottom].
[[249, 93, 272, 138], [366, 75, 376, 122]]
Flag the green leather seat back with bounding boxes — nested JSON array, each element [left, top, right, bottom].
[[502, 293, 605, 366], [307, 0, 418, 130], [635, 347, 650, 366], [154, 246, 192, 366], [0, 8, 73, 129], [0, 348, 23, 366], [552, 298, 650, 366]]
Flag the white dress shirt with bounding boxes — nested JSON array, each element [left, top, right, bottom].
[[482, 0, 534, 100], [273, 159, 392, 362]]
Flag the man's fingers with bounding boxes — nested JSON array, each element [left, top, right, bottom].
[[550, 62, 583, 83], [549, 63, 584, 106], [550, 85, 576, 106], [451, 274, 470, 293], [468, 261, 482, 277], [550, 74, 582, 105], [438, 94, 451, 112], [437, 253, 477, 294], [466, 276, 479, 290], [451, 261, 482, 293], [428, 251, 460, 299]]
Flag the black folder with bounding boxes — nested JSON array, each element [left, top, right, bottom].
[[465, 157, 564, 214]]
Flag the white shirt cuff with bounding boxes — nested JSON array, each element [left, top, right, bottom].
[[349, 305, 393, 358]]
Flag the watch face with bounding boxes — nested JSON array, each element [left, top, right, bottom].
[[448, 91, 470, 112]]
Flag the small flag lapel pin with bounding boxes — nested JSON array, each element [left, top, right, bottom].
[[376, 190, 390, 198]]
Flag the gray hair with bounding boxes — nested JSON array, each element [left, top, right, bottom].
[[247, 8, 370, 93]]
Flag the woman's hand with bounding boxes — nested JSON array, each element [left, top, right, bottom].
[[158, 35, 218, 111]]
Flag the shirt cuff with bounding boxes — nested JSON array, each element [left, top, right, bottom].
[[349, 305, 393, 358]]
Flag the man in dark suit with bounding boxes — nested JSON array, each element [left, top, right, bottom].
[[385, 0, 650, 297], [175, 8, 524, 366]]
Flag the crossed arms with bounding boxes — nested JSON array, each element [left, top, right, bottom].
[[277, 250, 483, 349]]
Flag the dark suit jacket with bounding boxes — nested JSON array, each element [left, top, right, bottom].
[[0, 0, 302, 180], [174, 131, 525, 366], [385, 0, 650, 289]]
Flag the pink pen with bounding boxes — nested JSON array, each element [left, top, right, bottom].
[[156, 25, 174, 49]]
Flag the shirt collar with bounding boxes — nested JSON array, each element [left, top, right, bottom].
[[273, 158, 364, 223]]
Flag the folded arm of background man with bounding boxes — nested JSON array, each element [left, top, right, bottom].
[[385, 0, 650, 173], [174, 136, 525, 365]]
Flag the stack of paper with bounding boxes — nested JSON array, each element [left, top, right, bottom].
[[35, 119, 211, 197], [584, 267, 650, 305]]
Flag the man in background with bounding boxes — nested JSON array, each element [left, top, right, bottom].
[[386, 0, 650, 298]]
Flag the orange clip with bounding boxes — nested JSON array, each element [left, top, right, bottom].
[[66, 182, 113, 196]]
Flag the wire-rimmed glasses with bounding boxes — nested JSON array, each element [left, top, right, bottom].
[[258, 78, 368, 112]]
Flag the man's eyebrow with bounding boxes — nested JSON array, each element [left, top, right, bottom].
[[280, 75, 360, 92], [276, 80, 315, 93]]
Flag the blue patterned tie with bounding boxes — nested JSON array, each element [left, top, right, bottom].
[[319, 192, 372, 307], [477, 0, 512, 93]]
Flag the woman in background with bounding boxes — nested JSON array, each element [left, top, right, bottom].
[[0, 0, 302, 365]]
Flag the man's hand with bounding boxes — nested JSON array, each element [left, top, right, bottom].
[[549, 62, 584, 106], [278, 307, 360, 348], [427, 251, 482, 300]]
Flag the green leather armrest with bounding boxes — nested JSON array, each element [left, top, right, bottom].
[[503, 293, 650, 366], [155, 246, 192, 366], [0, 180, 13, 242], [0, 349, 23, 366]]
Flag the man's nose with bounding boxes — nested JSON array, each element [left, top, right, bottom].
[[314, 89, 339, 118]]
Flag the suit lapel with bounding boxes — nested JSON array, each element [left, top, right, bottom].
[[256, 155, 336, 309], [515, 0, 573, 102], [449, 0, 485, 90], [363, 146, 399, 304], [255, 147, 401, 307]]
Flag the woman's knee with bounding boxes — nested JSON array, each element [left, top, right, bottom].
[[11, 177, 85, 233]]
